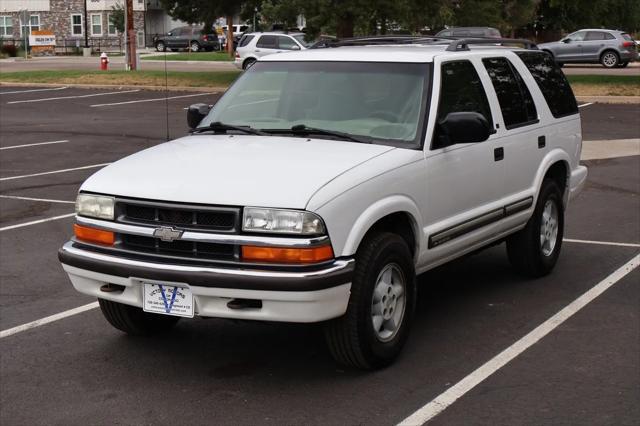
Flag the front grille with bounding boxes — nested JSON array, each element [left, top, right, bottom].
[[121, 234, 237, 261], [118, 200, 238, 232], [110, 199, 241, 264]]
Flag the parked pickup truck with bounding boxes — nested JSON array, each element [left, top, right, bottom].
[[59, 37, 587, 369]]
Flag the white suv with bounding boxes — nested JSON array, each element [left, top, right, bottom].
[[234, 32, 310, 69], [59, 38, 587, 369]]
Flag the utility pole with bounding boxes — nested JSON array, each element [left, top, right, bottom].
[[83, 0, 88, 48], [125, 0, 137, 70]]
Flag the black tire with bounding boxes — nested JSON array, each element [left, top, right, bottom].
[[600, 50, 619, 68], [98, 298, 180, 336], [557, 62, 564, 68], [155, 41, 166, 52], [190, 41, 200, 52], [324, 232, 416, 370], [243, 58, 256, 70], [506, 179, 564, 278], [619, 61, 629, 68]]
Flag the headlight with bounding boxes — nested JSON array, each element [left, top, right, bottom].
[[75, 193, 115, 220], [243, 208, 326, 235]]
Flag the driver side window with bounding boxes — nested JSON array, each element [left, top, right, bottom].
[[433, 60, 492, 148], [567, 31, 586, 42]]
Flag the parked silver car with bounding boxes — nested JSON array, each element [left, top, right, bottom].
[[538, 29, 638, 68], [234, 32, 310, 70]]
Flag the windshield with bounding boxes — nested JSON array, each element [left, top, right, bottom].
[[199, 61, 431, 146], [293, 34, 311, 48]]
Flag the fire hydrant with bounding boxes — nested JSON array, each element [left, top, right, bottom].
[[100, 52, 109, 71]]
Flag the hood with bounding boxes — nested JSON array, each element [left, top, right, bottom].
[[81, 135, 395, 209], [537, 41, 562, 48]]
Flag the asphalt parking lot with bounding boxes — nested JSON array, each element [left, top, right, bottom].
[[0, 86, 638, 425]]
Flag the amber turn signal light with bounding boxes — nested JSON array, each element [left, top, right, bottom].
[[74, 224, 115, 245], [241, 244, 334, 264]]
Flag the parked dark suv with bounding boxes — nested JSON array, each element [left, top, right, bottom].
[[155, 26, 220, 52], [435, 27, 502, 38]]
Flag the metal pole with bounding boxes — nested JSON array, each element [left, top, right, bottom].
[[22, 10, 28, 59], [83, 0, 88, 48]]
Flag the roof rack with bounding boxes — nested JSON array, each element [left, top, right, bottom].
[[310, 35, 538, 51], [445, 38, 538, 51]]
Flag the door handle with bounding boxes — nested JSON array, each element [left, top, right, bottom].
[[494, 147, 504, 161], [538, 136, 546, 149]]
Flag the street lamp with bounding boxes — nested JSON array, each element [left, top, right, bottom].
[[253, 7, 258, 31]]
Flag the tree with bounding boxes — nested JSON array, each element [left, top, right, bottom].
[[109, 3, 125, 34]]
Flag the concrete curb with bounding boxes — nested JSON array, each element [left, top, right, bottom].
[[576, 95, 640, 104], [0, 81, 227, 92]]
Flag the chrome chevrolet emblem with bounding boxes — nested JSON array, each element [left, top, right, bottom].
[[153, 226, 183, 242]]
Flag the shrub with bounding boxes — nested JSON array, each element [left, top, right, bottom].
[[0, 44, 18, 57]]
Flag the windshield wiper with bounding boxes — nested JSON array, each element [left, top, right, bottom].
[[192, 121, 267, 136], [262, 124, 371, 144]]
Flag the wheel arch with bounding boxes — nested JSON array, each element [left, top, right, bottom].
[[537, 153, 571, 207], [339, 196, 422, 262]]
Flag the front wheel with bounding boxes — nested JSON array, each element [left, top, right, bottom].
[[98, 299, 180, 335], [324, 232, 416, 369], [155, 41, 165, 52], [601, 51, 619, 68], [507, 179, 564, 277]]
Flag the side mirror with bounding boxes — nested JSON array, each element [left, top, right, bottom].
[[435, 112, 492, 148], [562, 38, 571, 43], [167, 32, 172, 36], [187, 103, 211, 129], [291, 45, 301, 50]]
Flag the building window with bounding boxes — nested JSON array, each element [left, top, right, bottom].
[[20, 15, 40, 36], [0, 16, 13, 37], [107, 13, 117, 36], [71, 14, 83, 36], [90, 14, 102, 36]]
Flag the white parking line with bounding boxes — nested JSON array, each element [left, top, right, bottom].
[[0, 86, 68, 95], [578, 102, 594, 108], [0, 195, 75, 204], [564, 238, 640, 248], [0, 302, 99, 339], [90, 92, 215, 107], [0, 212, 75, 232], [0, 139, 69, 151], [398, 253, 640, 426], [6, 89, 140, 104], [0, 163, 110, 181]]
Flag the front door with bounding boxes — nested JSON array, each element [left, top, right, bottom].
[[423, 58, 505, 262]]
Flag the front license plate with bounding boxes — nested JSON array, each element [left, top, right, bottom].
[[143, 283, 194, 318]]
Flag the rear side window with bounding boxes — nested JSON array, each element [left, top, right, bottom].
[[256, 35, 277, 48], [516, 52, 578, 118], [434, 60, 492, 146], [585, 31, 607, 41], [482, 57, 537, 129], [239, 34, 254, 47]]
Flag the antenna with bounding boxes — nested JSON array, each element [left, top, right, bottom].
[[162, 18, 170, 142]]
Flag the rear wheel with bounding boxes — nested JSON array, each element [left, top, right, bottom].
[[98, 299, 180, 335], [324, 232, 416, 369], [601, 50, 619, 68], [243, 58, 256, 70], [507, 179, 564, 277], [190, 41, 201, 52], [155, 41, 165, 52]]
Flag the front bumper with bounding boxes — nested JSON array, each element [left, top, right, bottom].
[[59, 242, 354, 323]]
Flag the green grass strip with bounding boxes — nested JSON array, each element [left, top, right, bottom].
[[141, 52, 233, 62]]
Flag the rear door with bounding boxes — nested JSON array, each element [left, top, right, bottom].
[[277, 35, 301, 51], [583, 31, 611, 61], [254, 35, 279, 58], [481, 55, 542, 207]]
